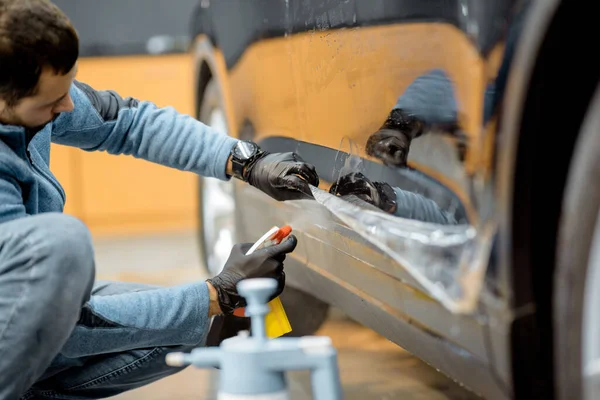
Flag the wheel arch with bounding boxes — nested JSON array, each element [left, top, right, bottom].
[[495, 0, 600, 397], [192, 35, 239, 137], [195, 60, 213, 120]]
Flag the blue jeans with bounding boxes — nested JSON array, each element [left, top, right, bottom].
[[0, 213, 211, 399]]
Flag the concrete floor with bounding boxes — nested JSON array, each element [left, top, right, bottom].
[[92, 231, 482, 400]]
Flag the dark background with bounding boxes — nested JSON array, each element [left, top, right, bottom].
[[52, 0, 199, 56]]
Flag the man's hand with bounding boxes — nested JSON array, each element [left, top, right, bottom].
[[365, 128, 412, 167], [245, 152, 319, 201], [365, 109, 423, 168], [206, 235, 298, 315], [330, 172, 397, 214]]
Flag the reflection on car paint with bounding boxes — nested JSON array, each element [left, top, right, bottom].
[[366, 69, 461, 169]]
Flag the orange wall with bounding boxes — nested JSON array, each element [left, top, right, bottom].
[[51, 53, 199, 237]]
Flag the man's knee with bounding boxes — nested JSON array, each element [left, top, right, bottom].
[[1, 213, 96, 296], [35, 213, 93, 258], [33, 213, 95, 289]]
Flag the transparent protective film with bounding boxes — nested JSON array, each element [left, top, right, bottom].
[[309, 184, 489, 314]]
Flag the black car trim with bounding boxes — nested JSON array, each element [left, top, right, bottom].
[[258, 136, 469, 223], [191, 0, 512, 69]]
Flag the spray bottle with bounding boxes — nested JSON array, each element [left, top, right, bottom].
[[233, 225, 293, 338], [166, 277, 343, 400]]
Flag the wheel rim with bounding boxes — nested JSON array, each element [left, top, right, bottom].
[[583, 213, 600, 399], [202, 107, 236, 276]]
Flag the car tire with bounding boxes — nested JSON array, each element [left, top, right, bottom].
[[554, 83, 600, 400], [197, 76, 329, 337], [279, 285, 330, 337], [197, 77, 238, 277]]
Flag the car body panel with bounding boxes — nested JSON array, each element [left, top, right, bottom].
[[237, 181, 488, 352], [191, 0, 512, 69], [190, 0, 545, 398]]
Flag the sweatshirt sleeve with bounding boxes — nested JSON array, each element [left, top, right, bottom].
[[392, 187, 458, 225], [51, 80, 239, 181], [0, 170, 27, 224]]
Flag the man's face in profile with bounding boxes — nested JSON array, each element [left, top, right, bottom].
[[0, 63, 78, 129]]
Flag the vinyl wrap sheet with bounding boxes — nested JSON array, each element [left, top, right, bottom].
[[309, 185, 488, 314]]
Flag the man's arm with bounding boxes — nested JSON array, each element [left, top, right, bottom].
[[53, 80, 319, 200], [51, 81, 239, 181], [392, 187, 458, 225]]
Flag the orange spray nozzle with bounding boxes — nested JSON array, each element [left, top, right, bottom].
[[269, 225, 292, 243]]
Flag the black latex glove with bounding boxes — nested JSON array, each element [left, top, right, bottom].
[[366, 109, 423, 167], [245, 152, 319, 201], [329, 172, 397, 214], [365, 129, 412, 167], [207, 235, 298, 315]]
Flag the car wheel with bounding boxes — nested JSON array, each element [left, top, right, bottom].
[[197, 78, 237, 277], [554, 84, 600, 400], [279, 286, 330, 337], [197, 76, 329, 336]]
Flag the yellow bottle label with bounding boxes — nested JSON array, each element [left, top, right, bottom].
[[265, 297, 292, 338]]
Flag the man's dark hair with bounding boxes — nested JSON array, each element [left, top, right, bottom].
[[0, 0, 78, 106]]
